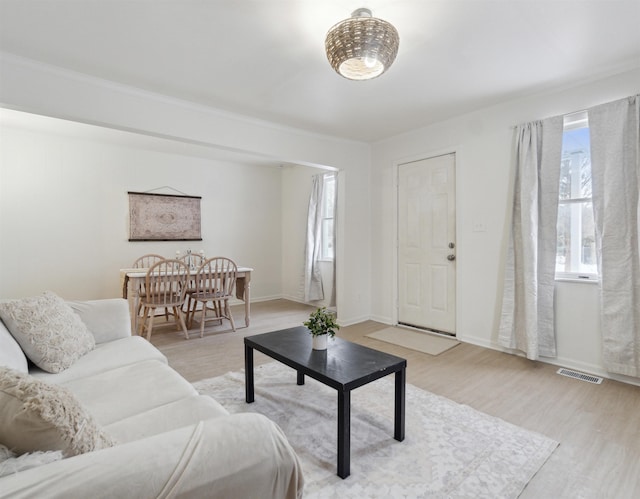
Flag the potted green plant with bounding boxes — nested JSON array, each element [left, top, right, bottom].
[[303, 307, 340, 350]]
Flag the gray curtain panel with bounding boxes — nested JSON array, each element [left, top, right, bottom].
[[304, 174, 325, 302], [590, 95, 640, 377], [499, 117, 564, 359]]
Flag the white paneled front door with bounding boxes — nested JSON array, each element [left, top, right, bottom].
[[398, 154, 456, 334]]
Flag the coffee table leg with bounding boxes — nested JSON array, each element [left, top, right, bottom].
[[245, 344, 254, 403], [297, 371, 305, 385], [337, 389, 351, 479], [394, 367, 406, 441]]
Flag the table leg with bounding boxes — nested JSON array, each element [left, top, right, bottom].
[[244, 279, 251, 327], [337, 389, 351, 479], [394, 367, 406, 441], [297, 371, 305, 385], [245, 345, 255, 403], [125, 277, 138, 335]]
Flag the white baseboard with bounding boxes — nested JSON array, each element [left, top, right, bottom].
[[459, 334, 640, 388], [249, 294, 284, 304], [229, 295, 282, 307], [280, 294, 307, 304], [369, 314, 393, 325], [337, 314, 373, 327]]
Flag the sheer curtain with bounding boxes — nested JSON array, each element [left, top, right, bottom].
[[304, 174, 325, 302], [589, 95, 640, 377], [499, 117, 564, 359]]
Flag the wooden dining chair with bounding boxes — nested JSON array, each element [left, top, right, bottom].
[[187, 257, 237, 337], [138, 259, 191, 341], [132, 253, 167, 320], [132, 253, 165, 269], [178, 252, 206, 315], [177, 252, 205, 271]]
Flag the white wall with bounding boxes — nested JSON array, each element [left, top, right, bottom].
[[0, 122, 284, 301], [0, 53, 372, 324], [370, 67, 640, 384]]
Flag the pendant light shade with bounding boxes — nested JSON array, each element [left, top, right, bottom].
[[325, 8, 399, 81]]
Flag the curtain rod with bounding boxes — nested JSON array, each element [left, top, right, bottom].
[[510, 109, 587, 130], [510, 110, 588, 130], [510, 93, 638, 130]]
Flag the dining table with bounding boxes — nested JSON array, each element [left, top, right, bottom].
[[120, 266, 253, 334]]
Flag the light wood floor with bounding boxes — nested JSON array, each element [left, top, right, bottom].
[[150, 299, 640, 498]]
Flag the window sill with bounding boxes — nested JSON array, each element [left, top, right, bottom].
[[555, 276, 599, 284]]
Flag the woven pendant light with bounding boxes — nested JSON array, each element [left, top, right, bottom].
[[325, 8, 399, 81]]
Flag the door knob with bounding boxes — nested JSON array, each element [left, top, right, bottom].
[[447, 254, 456, 261]]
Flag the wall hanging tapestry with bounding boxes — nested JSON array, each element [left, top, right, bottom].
[[128, 191, 202, 241]]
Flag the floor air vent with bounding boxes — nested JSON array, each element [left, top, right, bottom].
[[556, 368, 603, 384]]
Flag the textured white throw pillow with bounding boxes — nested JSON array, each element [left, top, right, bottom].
[[0, 291, 95, 373], [0, 367, 116, 457]]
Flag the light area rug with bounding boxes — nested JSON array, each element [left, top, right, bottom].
[[193, 362, 558, 499], [366, 327, 460, 355]]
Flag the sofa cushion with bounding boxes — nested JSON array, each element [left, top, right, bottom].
[[0, 319, 28, 373], [30, 336, 167, 384], [0, 367, 116, 457], [0, 292, 95, 373], [67, 299, 132, 344], [61, 359, 199, 426], [105, 395, 229, 443]]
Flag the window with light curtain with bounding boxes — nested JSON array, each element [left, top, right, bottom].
[[320, 174, 336, 261], [304, 172, 337, 303], [500, 94, 639, 377], [556, 111, 596, 279]]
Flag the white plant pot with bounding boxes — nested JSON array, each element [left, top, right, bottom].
[[312, 334, 328, 350]]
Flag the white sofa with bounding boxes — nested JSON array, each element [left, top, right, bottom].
[[0, 297, 304, 498]]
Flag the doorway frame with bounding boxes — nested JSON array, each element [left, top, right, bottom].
[[391, 146, 461, 329]]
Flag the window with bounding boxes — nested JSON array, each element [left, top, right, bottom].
[[320, 173, 336, 260], [556, 111, 597, 279]]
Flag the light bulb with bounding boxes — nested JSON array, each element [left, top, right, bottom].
[[364, 56, 378, 68]]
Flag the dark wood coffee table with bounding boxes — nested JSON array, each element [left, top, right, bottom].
[[244, 326, 407, 479]]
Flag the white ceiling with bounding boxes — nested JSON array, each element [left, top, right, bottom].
[[1, 0, 639, 142]]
